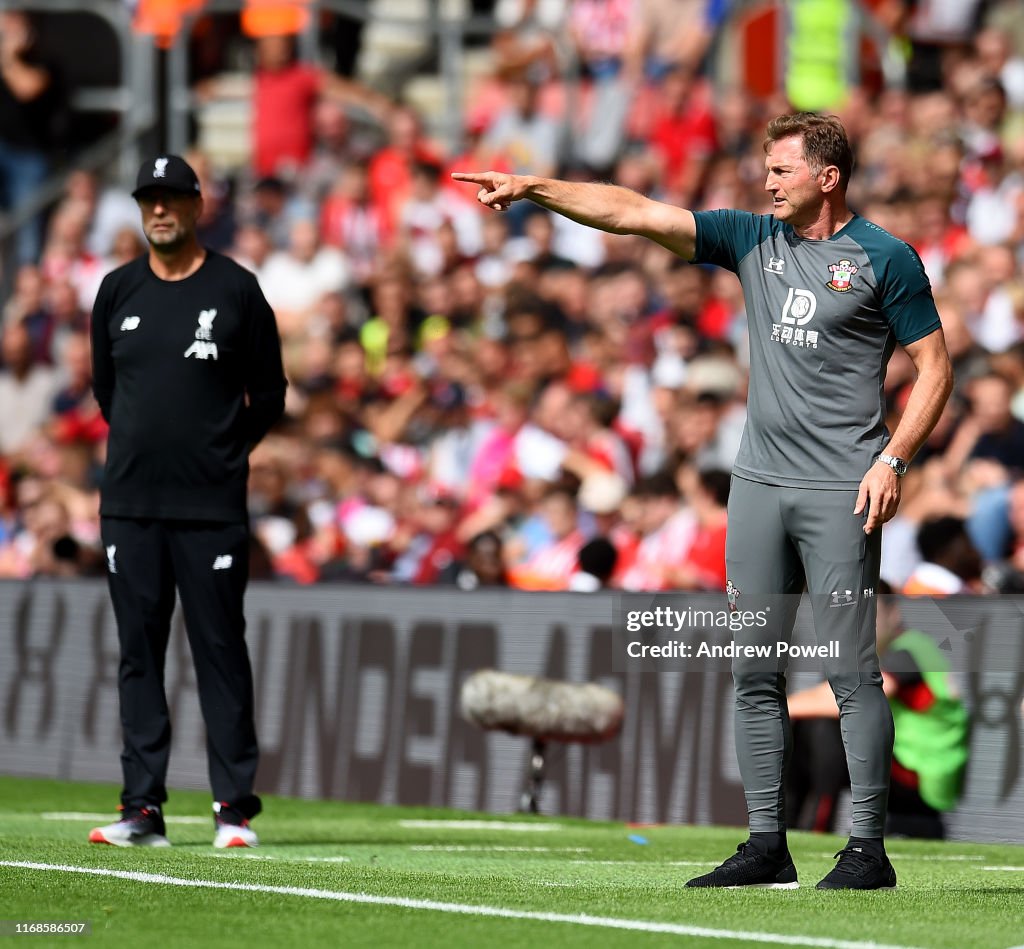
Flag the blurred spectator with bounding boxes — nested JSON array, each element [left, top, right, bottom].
[[39, 202, 105, 311], [491, 0, 564, 82], [204, 33, 390, 183], [902, 516, 983, 595], [399, 160, 482, 277], [975, 27, 1024, 111], [442, 529, 509, 590], [618, 470, 696, 591], [391, 488, 464, 584], [187, 149, 237, 252], [568, 535, 618, 590], [0, 10, 65, 264], [567, 0, 635, 169], [662, 466, 728, 591], [51, 331, 105, 448], [641, 66, 716, 203], [484, 71, 561, 180], [260, 218, 351, 335], [904, 0, 987, 93], [0, 320, 59, 455], [508, 484, 585, 589], [320, 160, 392, 286], [369, 105, 439, 235], [63, 169, 142, 261]]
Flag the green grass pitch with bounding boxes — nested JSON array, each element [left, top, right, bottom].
[[0, 777, 1022, 948]]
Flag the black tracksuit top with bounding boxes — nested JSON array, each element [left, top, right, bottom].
[[91, 251, 287, 522]]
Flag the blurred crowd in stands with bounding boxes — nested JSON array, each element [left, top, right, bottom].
[[1, 0, 1024, 594]]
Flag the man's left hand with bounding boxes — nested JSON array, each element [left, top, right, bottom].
[[854, 461, 902, 534]]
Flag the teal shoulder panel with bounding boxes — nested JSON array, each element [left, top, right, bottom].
[[693, 210, 777, 273], [848, 217, 941, 345]]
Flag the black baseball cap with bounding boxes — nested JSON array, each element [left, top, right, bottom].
[[132, 155, 201, 199]]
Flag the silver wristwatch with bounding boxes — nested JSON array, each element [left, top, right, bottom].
[[876, 453, 908, 478]]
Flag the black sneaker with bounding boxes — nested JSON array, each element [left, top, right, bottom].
[[686, 841, 799, 889], [89, 805, 170, 847], [816, 846, 897, 890]]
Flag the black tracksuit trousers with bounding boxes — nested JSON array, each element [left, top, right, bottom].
[[101, 516, 261, 819]]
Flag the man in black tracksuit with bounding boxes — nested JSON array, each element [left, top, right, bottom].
[[88, 155, 286, 849]]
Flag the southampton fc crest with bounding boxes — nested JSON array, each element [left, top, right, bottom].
[[826, 259, 859, 292]]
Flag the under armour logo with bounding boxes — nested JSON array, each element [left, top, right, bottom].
[[764, 256, 785, 274], [106, 545, 117, 574], [184, 308, 218, 360], [153, 157, 169, 178], [830, 590, 855, 607]]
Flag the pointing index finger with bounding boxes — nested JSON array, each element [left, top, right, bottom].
[[451, 172, 488, 184]]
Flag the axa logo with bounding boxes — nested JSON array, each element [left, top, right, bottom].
[[153, 157, 169, 178], [120, 315, 141, 332], [184, 308, 218, 360]]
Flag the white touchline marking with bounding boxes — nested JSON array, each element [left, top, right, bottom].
[[410, 846, 590, 853], [571, 859, 713, 868], [40, 812, 208, 825], [810, 852, 983, 863], [888, 855, 983, 862], [980, 866, 1024, 871], [397, 820, 563, 832], [0, 861, 932, 949], [210, 853, 350, 863]]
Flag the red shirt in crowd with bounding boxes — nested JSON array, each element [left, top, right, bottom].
[[254, 63, 322, 178], [648, 106, 717, 194]]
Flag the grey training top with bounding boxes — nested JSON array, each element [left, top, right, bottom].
[[693, 211, 941, 490]]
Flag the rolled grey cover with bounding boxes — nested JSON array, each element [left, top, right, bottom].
[[460, 669, 624, 743]]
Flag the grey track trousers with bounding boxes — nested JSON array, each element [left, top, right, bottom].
[[726, 475, 893, 837]]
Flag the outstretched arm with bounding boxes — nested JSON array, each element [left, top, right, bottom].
[[451, 171, 698, 261]]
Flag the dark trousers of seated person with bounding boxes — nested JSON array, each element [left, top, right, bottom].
[[785, 718, 945, 839]]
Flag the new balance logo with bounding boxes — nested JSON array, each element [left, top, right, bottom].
[[830, 590, 855, 607], [764, 256, 785, 274], [120, 316, 141, 331], [106, 544, 117, 574], [213, 555, 233, 570], [184, 308, 218, 360]]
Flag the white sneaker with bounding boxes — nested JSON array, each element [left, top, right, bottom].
[[213, 802, 259, 848], [213, 821, 259, 848], [89, 806, 171, 847]]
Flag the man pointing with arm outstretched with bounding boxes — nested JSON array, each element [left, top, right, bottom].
[[454, 112, 953, 891]]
